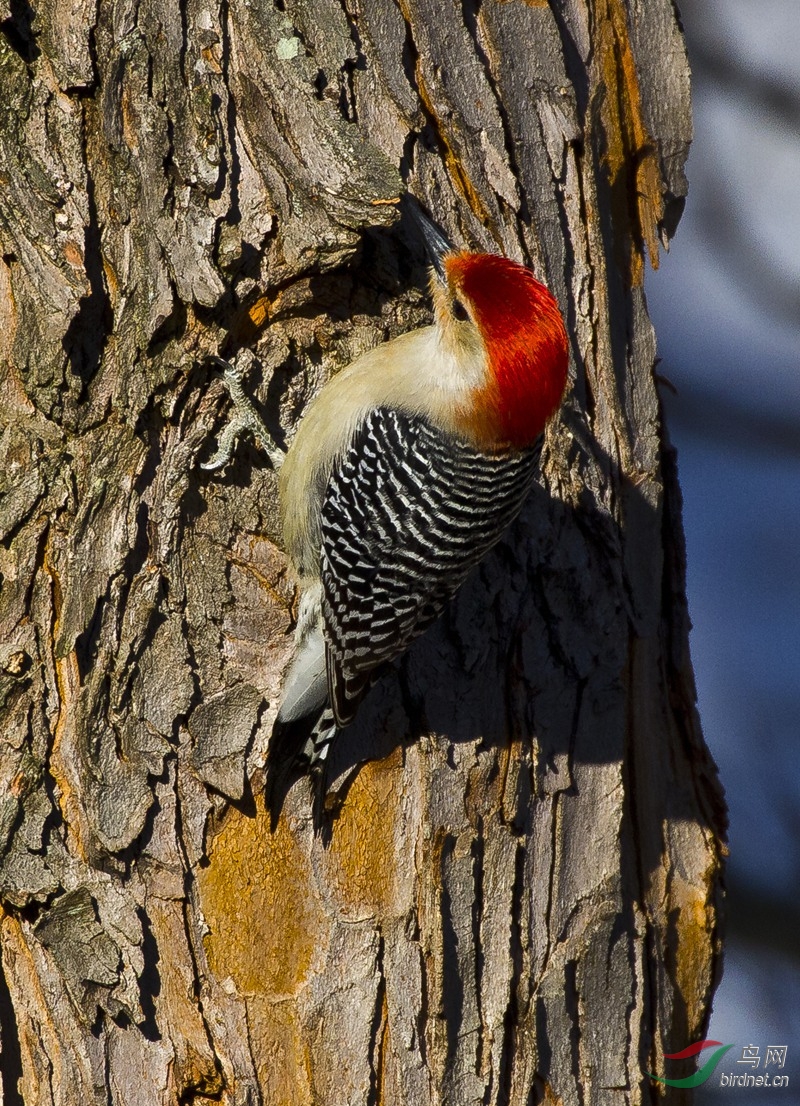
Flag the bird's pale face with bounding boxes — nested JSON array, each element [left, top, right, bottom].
[[430, 265, 488, 366]]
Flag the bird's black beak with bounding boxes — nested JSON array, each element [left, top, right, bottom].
[[404, 198, 454, 286]]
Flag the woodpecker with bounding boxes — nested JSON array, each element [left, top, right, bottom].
[[259, 205, 570, 819]]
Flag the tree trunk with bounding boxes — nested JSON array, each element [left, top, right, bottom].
[[0, 0, 726, 1102]]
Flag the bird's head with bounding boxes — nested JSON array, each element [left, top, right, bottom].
[[413, 207, 569, 449]]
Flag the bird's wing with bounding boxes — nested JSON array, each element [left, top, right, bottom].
[[320, 406, 539, 726]]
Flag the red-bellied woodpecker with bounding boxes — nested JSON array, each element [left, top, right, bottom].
[[202, 204, 570, 821], [267, 207, 568, 818]]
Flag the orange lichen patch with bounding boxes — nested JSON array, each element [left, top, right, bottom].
[[248, 994, 315, 1106], [327, 748, 404, 915], [247, 295, 271, 330], [495, 0, 548, 6], [198, 802, 325, 997], [63, 240, 84, 269], [199, 807, 327, 1105], [595, 0, 664, 283], [201, 45, 223, 75], [669, 866, 720, 1023], [102, 256, 120, 307], [226, 294, 273, 345]]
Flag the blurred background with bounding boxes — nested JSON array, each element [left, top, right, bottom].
[[645, 0, 800, 1099]]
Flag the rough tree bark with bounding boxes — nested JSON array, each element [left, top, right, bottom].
[[0, 0, 726, 1102]]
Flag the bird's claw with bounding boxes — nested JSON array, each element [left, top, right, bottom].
[[200, 352, 285, 472]]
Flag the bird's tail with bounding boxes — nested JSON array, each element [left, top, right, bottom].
[[265, 614, 338, 827]]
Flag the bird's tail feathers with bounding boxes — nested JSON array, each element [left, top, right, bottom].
[[276, 621, 328, 725], [266, 618, 338, 828]]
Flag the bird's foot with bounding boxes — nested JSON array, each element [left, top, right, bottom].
[[200, 352, 285, 472]]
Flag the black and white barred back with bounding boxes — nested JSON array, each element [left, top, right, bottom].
[[266, 406, 540, 824], [321, 406, 540, 726]]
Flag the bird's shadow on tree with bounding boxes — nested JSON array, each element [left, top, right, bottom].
[[317, 449, 629, 814]]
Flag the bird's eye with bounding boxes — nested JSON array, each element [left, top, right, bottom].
[[452, 298, 469, 321]]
